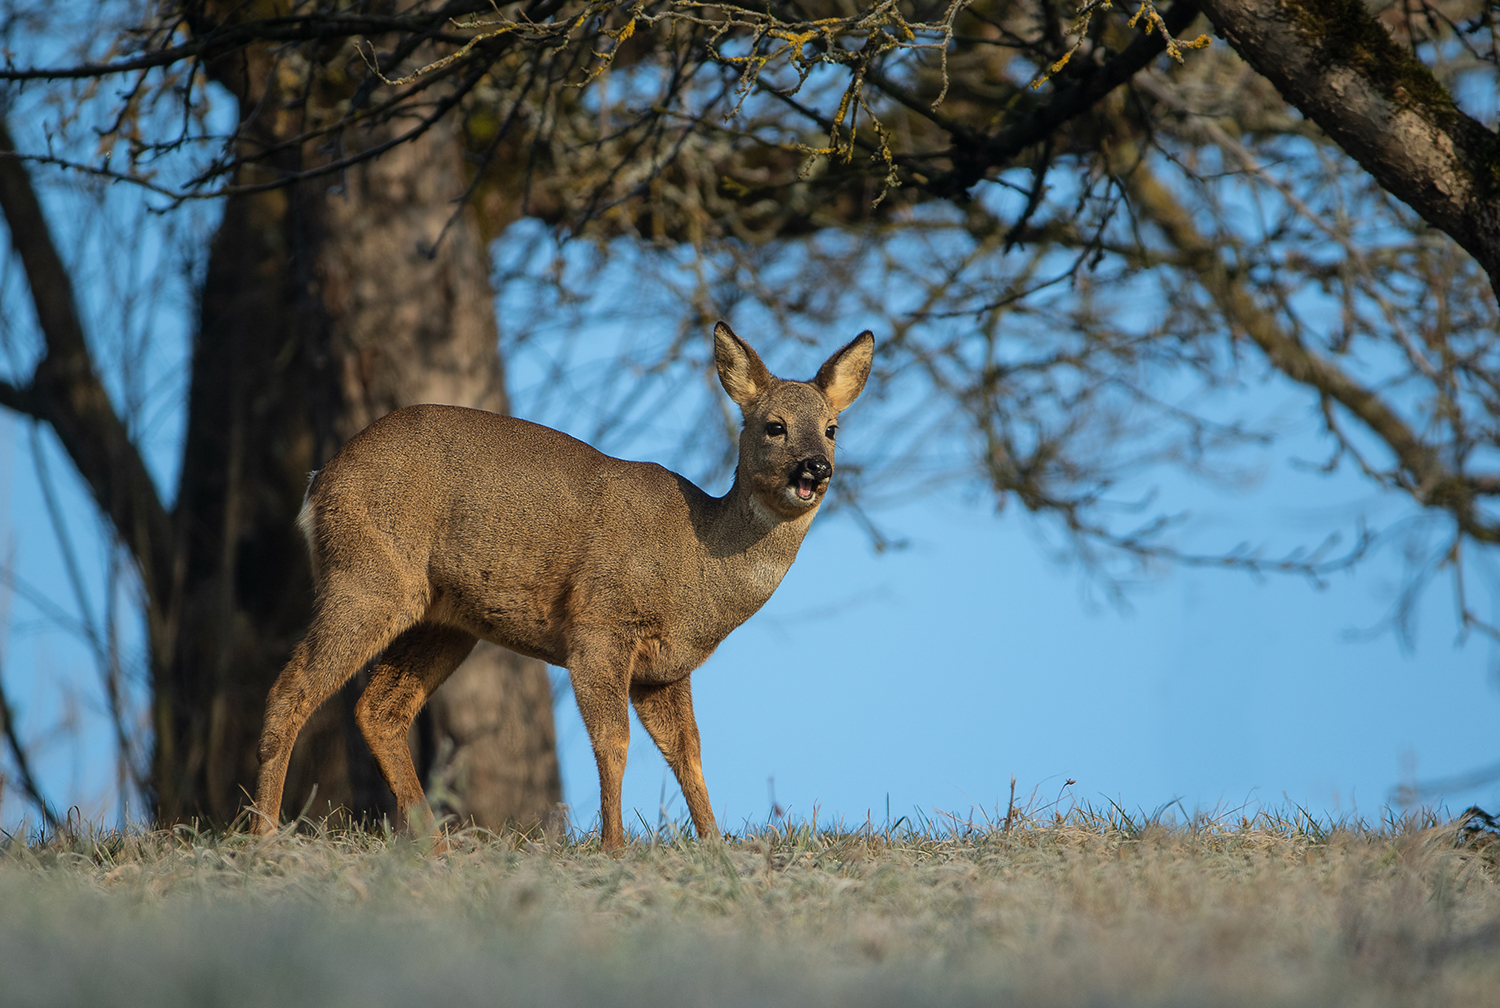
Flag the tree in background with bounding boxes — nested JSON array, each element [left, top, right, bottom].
[[0, 0, 563, 829], [0, 0, 1495, 826]]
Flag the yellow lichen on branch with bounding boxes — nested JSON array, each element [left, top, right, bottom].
[[358, 0, 969, 205], [1030, 0, 1210, 89]]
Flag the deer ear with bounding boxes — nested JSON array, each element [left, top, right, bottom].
[[713, 321, 773, 408], [813, 331, 874, 413]]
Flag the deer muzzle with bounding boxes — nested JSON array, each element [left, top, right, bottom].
[[792, 456, 833, 501]]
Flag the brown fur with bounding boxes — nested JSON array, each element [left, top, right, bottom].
[[250, 322, 874, 849]]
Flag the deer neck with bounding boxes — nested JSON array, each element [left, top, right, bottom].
[[699, 475, 819, 608]]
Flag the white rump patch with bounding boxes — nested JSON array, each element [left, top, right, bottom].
[[296, 470, 320, 555]]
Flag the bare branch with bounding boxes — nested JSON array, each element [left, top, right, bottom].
[[0, 120, 174, 607], [1121, 144, 1500, 542], [0, 8, 491, 81], [0, 560, 64, 833], [1198, 0, 1500, 293]]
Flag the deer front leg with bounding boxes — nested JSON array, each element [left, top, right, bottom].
[[630, 677, 717, 843], [569, 658, 632, 851]]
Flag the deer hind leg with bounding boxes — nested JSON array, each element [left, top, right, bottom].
[[355, 622, 477, 836], [630, 677, 717, 843], [251, 572, 427, 835]]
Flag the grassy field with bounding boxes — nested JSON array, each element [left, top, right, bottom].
[[3, 806, 1498, 1008]]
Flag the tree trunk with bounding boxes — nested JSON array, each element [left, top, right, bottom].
[[306, 125, 563, 832], [157, 39, 559, 830]]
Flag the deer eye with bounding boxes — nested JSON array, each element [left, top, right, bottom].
[[825, 425, 838, 440], [765, 422, 786, 437]]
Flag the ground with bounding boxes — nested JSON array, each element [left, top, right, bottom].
[[2, 806, 1497, 1007]]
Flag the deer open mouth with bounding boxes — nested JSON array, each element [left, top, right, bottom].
[[788, 457, 831, 503]]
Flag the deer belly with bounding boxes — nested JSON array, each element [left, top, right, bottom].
[[428, 581, 568, 665]]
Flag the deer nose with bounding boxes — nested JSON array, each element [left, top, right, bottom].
[[801, 456, 832, 482]]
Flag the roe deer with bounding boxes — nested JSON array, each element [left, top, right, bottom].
[[251, 321, 874, 849]]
